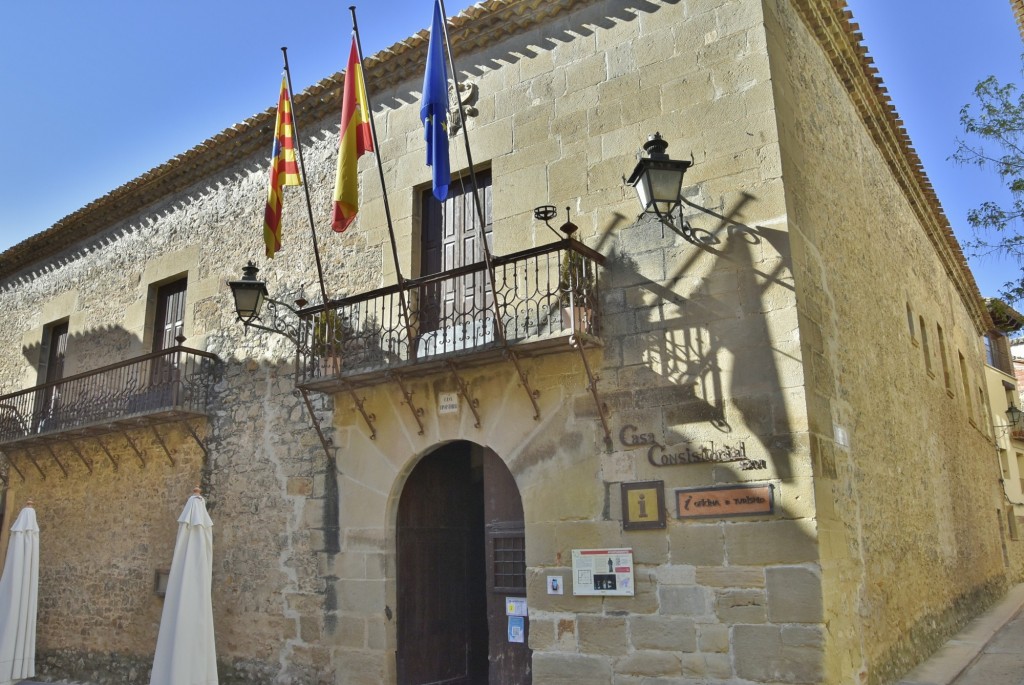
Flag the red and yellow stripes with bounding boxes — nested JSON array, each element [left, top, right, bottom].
[[264, 76, 302, 258], [331, 37, 374, 233]]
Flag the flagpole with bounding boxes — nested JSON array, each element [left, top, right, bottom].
[[281, 47, 331, 307], [352, 7, 407, 288], [348, 6, 415, 339], [436, 0, 508, 345]]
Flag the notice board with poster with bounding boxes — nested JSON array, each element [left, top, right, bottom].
[[571, 548, 634, 596]]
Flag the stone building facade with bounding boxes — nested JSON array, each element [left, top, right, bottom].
[[0, 1, 1021, 684]]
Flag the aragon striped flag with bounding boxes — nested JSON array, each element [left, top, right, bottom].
[[263, 75, 302, 258], [332, 37, 374, 232]]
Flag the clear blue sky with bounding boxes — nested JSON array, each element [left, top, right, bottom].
[[1, 1, 1021, 299]]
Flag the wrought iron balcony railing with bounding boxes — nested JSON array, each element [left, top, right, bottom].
[[0, 346, 221, 447], [297, 239, 604, 389]]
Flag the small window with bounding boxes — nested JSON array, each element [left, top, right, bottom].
[[937, 324, 951, 390], [920, 316, 932, 375], [978, 386, 989, 436], [907, 303, 916, 340], [489, 528, 526, 593], [959, 352, 973, 421]]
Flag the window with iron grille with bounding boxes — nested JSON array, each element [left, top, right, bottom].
[[490, 530, 526, 593]]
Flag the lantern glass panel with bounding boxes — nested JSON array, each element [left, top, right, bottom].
[[232, 285, 265, 322]]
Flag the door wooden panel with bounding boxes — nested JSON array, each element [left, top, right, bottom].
[[482, 449, 531, 685], [153, 278, 187, 352], [397, 443, 531, 685], [36, 321, 69, 431], [397, 443, 487, 685], [420, 172, 493, 336], [151, 278, 187, 395]]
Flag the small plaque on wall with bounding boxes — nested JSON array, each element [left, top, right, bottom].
[[621, 480, 666, 530], [675, 483, 774, 519]]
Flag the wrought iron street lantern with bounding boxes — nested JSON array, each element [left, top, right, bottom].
[[228, 261, 303, 343], [626, 132, 696, 242], [1005, 404, 1022, 429], [228, 261, 269, 326]]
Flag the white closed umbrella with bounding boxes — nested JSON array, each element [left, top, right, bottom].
[[150, 487, 217, 685], [0, 500, 39, 685]]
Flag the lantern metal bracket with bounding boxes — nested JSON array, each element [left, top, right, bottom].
[[652, 211, 699, 245], [239, 298, 302, 345]]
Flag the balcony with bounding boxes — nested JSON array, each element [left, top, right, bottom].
[[0, 346, 221, 449], [296, 239, 604, 391]]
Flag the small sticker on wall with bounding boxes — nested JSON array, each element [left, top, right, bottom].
[[507, 616, 525, 643], [505, 597, 527, 617], [547, 576, 563, 595]]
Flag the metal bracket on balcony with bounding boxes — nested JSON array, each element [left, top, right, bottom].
[[340, 381, 377, 441], [42, 444, 69, 479], [505, 350, 541, 421], [70, 440, 97, 473], [447, 362, 482, 429], [183, 422, 209, 461], [122, 431, 147, 468], [5, 453, 25, 483], [91, 438, 114, 472], [391, 373, 425, 436], [297, 389, 337, 463], [150, 426, 176, 467], [24, 449, 45, 480], [571, 336, 613, 451]]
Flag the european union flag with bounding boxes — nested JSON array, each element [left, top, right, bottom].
[[421, 0, 450, 201]]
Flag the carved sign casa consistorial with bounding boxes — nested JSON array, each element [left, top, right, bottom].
[[618, 424, 756, 469]]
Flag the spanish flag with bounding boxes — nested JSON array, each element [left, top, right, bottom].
[[332, 37, 374, 233], [263, 76, 302, 258]]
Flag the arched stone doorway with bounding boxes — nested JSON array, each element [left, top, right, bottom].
[[396, 441, 531, 684]]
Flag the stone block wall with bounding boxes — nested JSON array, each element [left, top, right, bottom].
[[0, 0, 1014, 683], [765, 0, 1020, 682]]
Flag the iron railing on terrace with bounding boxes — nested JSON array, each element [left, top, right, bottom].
[[297, 239, 604, 390], [0, 346, 221, 447]]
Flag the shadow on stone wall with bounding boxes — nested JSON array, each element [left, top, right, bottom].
[[594, 191, 801, 482]]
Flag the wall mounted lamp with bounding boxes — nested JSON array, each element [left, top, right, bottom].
[[228, 261, 304, 344], [994, 403, 1024, 437], [626, 132, 696, 243]]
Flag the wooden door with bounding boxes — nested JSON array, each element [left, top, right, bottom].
[[397, 443, 488, 684], [397, 443, 531, 685], [153, 278, 187, 353], [38, 321, 69, 430], [420, 172, 493, 340], [483, 450, 531, 684]]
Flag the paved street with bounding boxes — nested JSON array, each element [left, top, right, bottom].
[[952, 603, 1024, 685], [16, 584, 1024, 685], [900, 584, 1024, 685]]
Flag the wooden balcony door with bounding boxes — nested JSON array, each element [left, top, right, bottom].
[[397, 441, 531, 685], [149, 278, 187, 407], [37, 321, 69, 430], [419, 171, 493, 349]]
